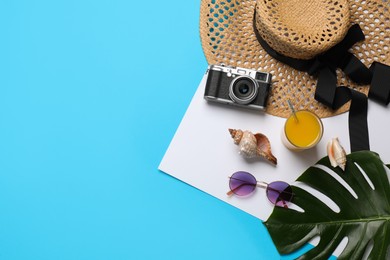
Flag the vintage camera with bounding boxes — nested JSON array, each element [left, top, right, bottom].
[[204, 64, 272, 111]]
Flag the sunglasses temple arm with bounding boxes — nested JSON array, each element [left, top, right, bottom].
[[226, 189, 235, 196], [226, 182, 256, 196]]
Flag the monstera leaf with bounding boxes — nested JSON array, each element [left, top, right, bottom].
[[264, 151, 390, 259]]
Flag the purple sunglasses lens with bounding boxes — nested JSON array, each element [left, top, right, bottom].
[[229, 171, 257, 196], [266, 181, 293, 206]]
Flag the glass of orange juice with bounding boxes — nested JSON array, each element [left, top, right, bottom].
[[281, 110, 324, 151]]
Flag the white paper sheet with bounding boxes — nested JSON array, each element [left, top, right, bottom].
[[159, 74, 390, 221]]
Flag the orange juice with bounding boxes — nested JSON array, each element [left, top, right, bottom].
[[282, 110, 323, 150]]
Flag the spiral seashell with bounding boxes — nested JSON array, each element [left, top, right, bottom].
[[229, 129, 277, 165], [327, 137, 347, 171]]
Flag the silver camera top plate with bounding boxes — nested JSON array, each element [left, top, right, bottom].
[[208, 64, 271, 83]]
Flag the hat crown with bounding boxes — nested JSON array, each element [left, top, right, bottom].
[[255, 0, 350, 59]]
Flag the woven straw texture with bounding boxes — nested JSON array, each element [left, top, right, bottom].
[[256, 0, 350, 60], [200, 0, 390, 118]]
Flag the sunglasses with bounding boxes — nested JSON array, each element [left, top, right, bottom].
[[227, 171, 294, 208]]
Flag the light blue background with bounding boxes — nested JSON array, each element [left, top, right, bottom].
[[0, 1, 330, 259]]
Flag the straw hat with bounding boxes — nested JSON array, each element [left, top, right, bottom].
[[200, 0, 390, 118]]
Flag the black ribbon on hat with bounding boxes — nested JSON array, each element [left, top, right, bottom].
[[253, 16, 390, 152]]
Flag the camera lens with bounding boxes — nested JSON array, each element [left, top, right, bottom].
[[236, 81, 251, 96], [229, 76, 258, 104]]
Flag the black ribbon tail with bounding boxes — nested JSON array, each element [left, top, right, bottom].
[[315, 67, 351, 110], [349, 90, 370, 152], [368, 62, 390, 105], [315, 67, 338, 108]]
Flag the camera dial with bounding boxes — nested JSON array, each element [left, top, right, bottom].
[[229, 76, 259, 105]]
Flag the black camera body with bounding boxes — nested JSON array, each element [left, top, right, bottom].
[[204, 64, 272, 111]]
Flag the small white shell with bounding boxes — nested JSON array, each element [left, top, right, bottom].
[[327, 138, 347, 171]]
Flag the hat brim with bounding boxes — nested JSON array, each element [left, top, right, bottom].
[[200, 0, 390, 118]]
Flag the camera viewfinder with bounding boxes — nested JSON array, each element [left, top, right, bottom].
[[255, 72, 268, 82]]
